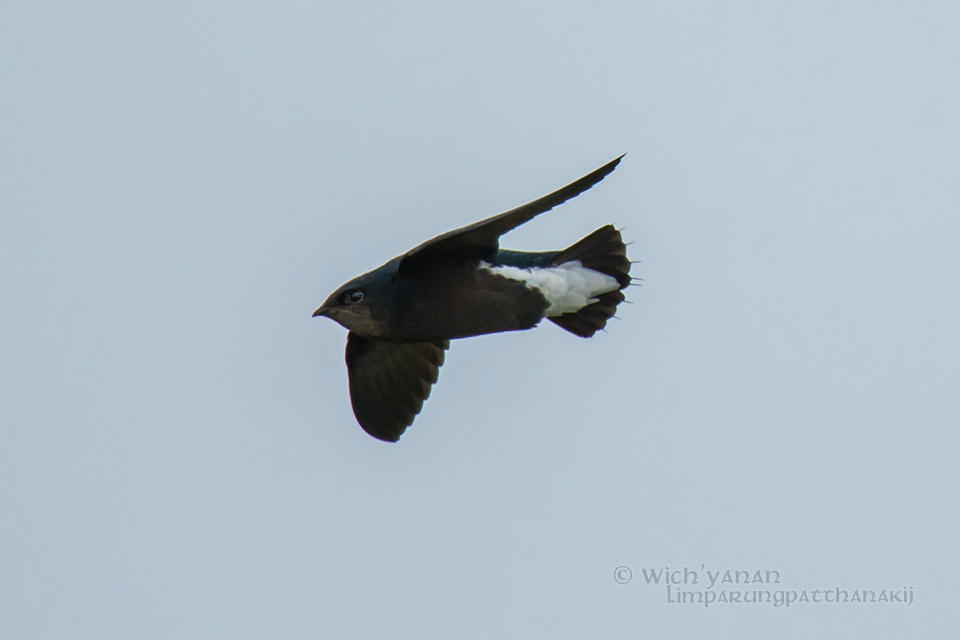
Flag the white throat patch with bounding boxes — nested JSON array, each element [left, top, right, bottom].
[[480, 260, 620, 317]]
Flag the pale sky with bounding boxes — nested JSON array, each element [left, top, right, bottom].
[[2, 2, 958, 637]]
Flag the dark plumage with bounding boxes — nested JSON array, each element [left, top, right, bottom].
[[314, 156, 633, 442]]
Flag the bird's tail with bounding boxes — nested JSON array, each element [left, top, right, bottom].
[[546, 225, 631, 338]]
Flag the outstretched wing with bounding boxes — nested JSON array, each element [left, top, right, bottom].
[[399, 155, 625, 270], [345, 332, 449, 442]]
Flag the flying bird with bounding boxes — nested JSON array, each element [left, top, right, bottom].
[[313, 155, 632, 442]]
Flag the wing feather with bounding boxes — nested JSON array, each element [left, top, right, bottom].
[[345, 333, 450, 442], [399, 155, 624, 270]]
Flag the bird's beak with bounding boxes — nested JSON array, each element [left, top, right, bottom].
[[313, 290, 342, 318]]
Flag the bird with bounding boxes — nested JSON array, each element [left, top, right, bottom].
[[313, 155, 632, 442]]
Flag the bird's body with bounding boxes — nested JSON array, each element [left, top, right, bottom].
[[314, 156, 633, 442]]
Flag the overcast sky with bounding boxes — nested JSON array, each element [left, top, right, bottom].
[[2, 2, 958, 638]]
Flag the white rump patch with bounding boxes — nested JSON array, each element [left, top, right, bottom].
[[480, 260, 620, 317]]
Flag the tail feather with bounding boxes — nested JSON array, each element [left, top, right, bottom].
[[548, 225, 631, 288], [547, 225, 631, 338]]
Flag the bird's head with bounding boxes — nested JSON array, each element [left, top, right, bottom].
[[312, 264, 395, 335]]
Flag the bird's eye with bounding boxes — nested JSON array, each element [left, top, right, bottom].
[[341, 290, 364, 305]]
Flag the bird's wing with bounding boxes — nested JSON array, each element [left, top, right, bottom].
[[345, 332, 449, 442], [399, 155, 624, 270]]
